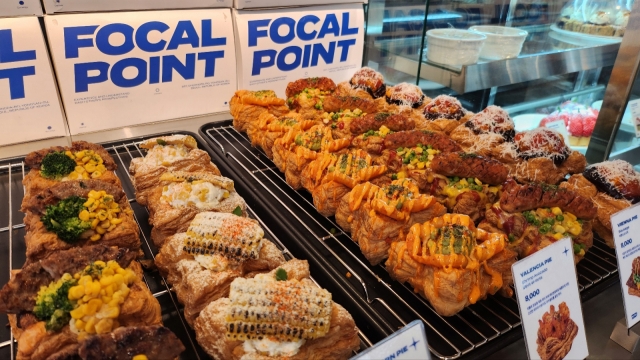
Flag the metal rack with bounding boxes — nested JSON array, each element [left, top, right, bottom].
[[0, 132, 360, 360], [200, 120, 621, 359]]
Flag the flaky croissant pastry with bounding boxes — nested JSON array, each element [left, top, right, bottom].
[[193, 259, 360, 360]]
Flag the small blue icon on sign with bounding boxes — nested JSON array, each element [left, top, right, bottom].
[[224, 101, 228, 105], [19, 1, 24, 5], [563, 247, 569, 256], [47, 126, 52, 130], [81, 122, 84, 125], [633, 312, 637, 319]]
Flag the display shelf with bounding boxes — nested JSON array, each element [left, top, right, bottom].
[[370, 28, 619, 93], [199, 120, 620, 359]]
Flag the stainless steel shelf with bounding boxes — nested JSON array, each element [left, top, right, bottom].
[[372, 31, 619, 93]]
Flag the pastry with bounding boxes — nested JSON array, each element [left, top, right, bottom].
[[21, 141, 121, 212], [129, 135, 221, 206], [193, 259, 360, 360], [247, 112, 316, 159], [272, 125, 350, 190], [419, 95, 472, 133], [22, 179, 139, 261], [305, 149, 388, 216], [335, 179, 446, 265], [479, 180, 596, 262], [386, 213, 516, 316], [155, 212, 285, 325], [561, 160, 640, 247], [230, 90, 289, 133], [285, 77, 336, 118], [512, 128, 586, 184], [146, 171, 246, 248], [0, 245, 163, 359]]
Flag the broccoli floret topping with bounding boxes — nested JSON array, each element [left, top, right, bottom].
[[40, 151, 76, 179], [41, 196, 91, 243], [34, 275, 76, 332]]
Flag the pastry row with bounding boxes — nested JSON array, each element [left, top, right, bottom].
[[0, 141, 185, 359], [128, 135, 361, 359], [229, 67, 640, 317]]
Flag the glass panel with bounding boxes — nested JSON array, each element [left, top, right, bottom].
[[363, 0, 629, 154]]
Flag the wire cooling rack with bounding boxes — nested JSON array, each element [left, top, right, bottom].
[[0, 132, 371, 359], [199, 120, 621, 359]]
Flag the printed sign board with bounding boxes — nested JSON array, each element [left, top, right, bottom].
[[42, 0, 232, 14], [627, 98, 640, 138], [612, 203, 640, 329], [234, 0, 367, 9], [351, 320, 431, 360], [0, 0, 42, 17], [45, 9, 237, 135], [233, 4, 365, 98], [512, 238, 589, 360], [0, 16, 66, 146]]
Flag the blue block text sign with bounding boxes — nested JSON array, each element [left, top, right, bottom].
[[0, 29, 37, 100], [61, 20, 227, 92], [246, 12, 359, 75]]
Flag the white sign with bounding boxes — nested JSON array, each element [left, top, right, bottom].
[[627, 99, 640, 138], [612, 203, 640, 329], [233, 4, 365, 98], [42, 0, 232, 14], [0, 0, 42, 17], [234, 0, 367, 9], [45, 10, 237, 135], [544, 119, 571, 145], [0, 17, 66, 146], [512, 238, 589, 360], [351, 320, 431, 360]]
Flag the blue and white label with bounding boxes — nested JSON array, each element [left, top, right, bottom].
[[0, 16, 65, 145], [351, 320, 431, 360], [512, 238, 589, 360], [234, 4, 365, 97], [45, 10, 237, 135], [612, 203, 640, 329]]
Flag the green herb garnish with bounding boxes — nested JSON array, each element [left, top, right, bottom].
[[275, 268, 288, 281], [157, 139, 167, 146], [40, 151, 76, 179], [232, 206, 243, 216]]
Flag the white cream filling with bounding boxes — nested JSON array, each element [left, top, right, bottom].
[[162, 182, 227, 210], [144, 144, 189, 166], [243, 337, 306, 357], [194, 254, 231, 272]]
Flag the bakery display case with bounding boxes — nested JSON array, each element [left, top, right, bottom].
[[363, 0, 634, 154], [3, 0, 640, 359]]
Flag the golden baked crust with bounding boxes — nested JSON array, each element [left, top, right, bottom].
[[22, 180, 139, 261], [9, 261, 161, 360], [129, 148, 220, 206], [511, 151, 586, 185], [146, 182, 247, 248], [22, 141, 120, 212], [561, 174, 629, 247], [193, 260, 359, 360], [230, 90, 289, 133], [156, 233, 285, 326]]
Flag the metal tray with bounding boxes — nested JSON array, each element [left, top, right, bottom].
[[199, 120, 621, 359], [0, 131, 338, 360]]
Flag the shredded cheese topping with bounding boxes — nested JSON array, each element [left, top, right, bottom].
[[467, 105, 514, 135], [514, 128, 568, 159], [587, 160, 640, 186], [386, 83, 424, 107]]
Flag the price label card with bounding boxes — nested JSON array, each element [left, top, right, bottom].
[[611, 203, 640, 328], [351, 320, 431, 360], [512, 238, 588, 360], [627, 99, 640, 138], [544, 119, 570, 145]]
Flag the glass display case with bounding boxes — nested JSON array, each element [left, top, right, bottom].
[[363, 0, 630, 154]]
